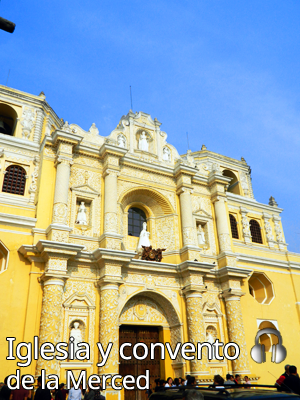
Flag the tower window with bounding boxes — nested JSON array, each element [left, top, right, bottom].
[[250, 219, 263, 244], [0, 104, 17, 136], [2, 165, 26, 195], [229, 214, 239, 239], [128, 207, 146, 237]]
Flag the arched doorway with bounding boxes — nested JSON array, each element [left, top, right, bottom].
[[119, 292, 182, 400]]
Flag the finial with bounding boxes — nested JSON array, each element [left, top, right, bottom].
[[269, 196, 278, 207], [201, 144, 207, 150], [241, 157, 246, 162]]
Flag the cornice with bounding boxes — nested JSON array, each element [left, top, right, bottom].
[[52, 131, 83, 146], [0, 212, 37, 229], [190, 150, 250, 170], [208, 172, 231, 187], [121, 155, 175, 177], [0, 85, 61, 126], [129, 259, 178, 273], [178, 260, 216, 275], [236, 252, 290, 270], [93, 248, 135, 264], [226, 192, 283, 214], [217, 266, 252, 280], [0, 133, 40, 153], [192, 174, 209, 185], [99, 142, 128, 158], [174, 162, 198, 178]]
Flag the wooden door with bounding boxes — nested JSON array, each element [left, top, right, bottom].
[[119, 325, 161, 400]]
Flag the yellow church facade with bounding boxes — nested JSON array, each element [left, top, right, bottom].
[[0, 84, 300, 396]]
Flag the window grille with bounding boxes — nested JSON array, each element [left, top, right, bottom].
[[229, 214, 239, 239], [250, 219, 263, 244], [2, 165, 26, 195], [128, 207, 146, 237]]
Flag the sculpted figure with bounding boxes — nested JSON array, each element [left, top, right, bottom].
[[139, 132, 148, 151], [197, 225, 206, 245], [76, 202, 87, 225], [163, 147, 171, 161], [70, 322, 83, 353], [118, 135, 126, 148], [137, 222, 150, 252]]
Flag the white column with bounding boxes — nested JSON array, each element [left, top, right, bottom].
[[104, 170, 118, 233], [52, 158, 72, 225], [33, 109, 44, 144], [213, 196, 231, 252], [179, 188, 196, 246]]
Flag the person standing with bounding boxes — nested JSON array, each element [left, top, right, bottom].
[[12, 376, 29, 400], [68, 385, 82, 400], [34, 377, 51, 400], [224, 374, 235, 386], [0, 377, 11, 400], [282, 366, 300, 395]]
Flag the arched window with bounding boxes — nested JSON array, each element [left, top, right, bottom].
[[2, 165, 26, 195], [222, 169, 241, 195], [0, 103, 18, 136], [229, 214, 239, 239], [128, 207, 146, 237], [250, 219, 263, 244]]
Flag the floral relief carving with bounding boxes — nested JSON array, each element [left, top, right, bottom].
[[29, 156, 40, 203], [155, 216, 176, 251], [225, 298, 250, 373], [264, 219, 274, 242], [64, 280, 96, 302], [241, 214, 251, 238], [53, 202, 68, 224], [120, 296, 168, 325], [104, 212, 118, 233], [182, 227, 196, 246], [186, 296, 207, 373], [121, 166, 175, 187], [36, 282, 64, 375], [21, 108, 35, 139], [46, 258, 67, 273], [99, 287, 119, 374], [51, 231, 69, 243], [274, 220, 284, 243], [219, 233, 231, 252]]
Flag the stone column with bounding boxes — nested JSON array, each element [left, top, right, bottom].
[[263, 213, 275, 248], [52, 157, 72, 225], [179, 188, 196, 246], [185, 291, 208, 376], [223, 292, 250, 374], [213, 196, 231, 252], [104, 170, 118, 234], [36, 277, 65, 376], [99, 283, 119, 375], [33, 109, 44, 144]]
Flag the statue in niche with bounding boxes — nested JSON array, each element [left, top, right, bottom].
[[117, 135, 126, 148], [69, 322, 83, 353], [206, 332, 215, 344], [163, 147, 171, 161], [76, 202, 87, 225], [197, 225, 206, 245], [137, 222, 150, 252], [139, 131, 148, 152]]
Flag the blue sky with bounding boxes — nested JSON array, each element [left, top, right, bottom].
[[1, 0, 300, 252]]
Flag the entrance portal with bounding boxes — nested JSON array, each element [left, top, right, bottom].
[[119, 325, 161, 400]]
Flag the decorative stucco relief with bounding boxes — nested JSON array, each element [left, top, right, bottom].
[[121, 166, 175, 187], [63, 280, 96, 302], [156, 216, 176, 251], [120, 296, 168, 325]]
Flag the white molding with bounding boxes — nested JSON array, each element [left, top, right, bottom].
[[0, 228, 31, 236], [227, 192, 283, 214], [0, 133, 40, 153], [0, 212, 37, 229], [0, 193, 35, 209]]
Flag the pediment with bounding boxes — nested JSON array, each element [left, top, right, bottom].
[[63, 292, 95, 309], [194, 208, 212, 218], [71, 184, 99, 196]]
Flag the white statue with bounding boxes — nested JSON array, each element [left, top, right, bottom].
[[137, 222, 150, 252], [139, 132, 148, 151], [76, 202, 87, 225], [163, 147, 171, 161], [70, 322, 83, 353], [207, 332, 215, 344], [118, 135, 126, 148], [197, 225, 206, 245]]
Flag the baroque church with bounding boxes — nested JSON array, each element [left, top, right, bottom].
[[0, 84, 300, 398]]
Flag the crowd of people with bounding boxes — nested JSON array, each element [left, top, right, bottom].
[[0, 366, 300, 400], [146, 374, 251, 397], [275, 364, 300, 395], [0, 376, 104, 400]]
